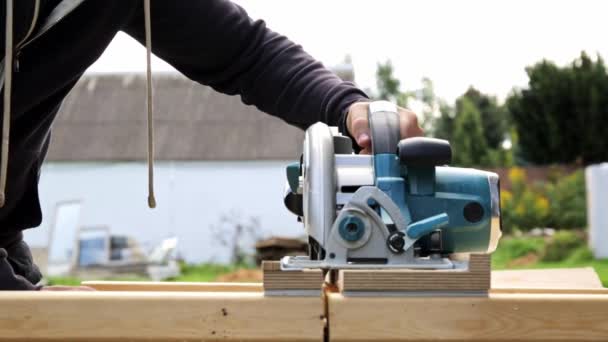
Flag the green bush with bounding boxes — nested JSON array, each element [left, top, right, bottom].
[[500, 168, 586, 232], [501, 237, 544, 258], [565, 246, 594, 264], [545, 170, 587, 229], [500, 168, 549, 233], [491, 237, 545, 268], [541, 231, 584, 262]]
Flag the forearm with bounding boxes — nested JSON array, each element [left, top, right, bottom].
[[122, 0, 368, 129]]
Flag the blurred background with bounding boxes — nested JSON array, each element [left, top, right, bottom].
[[24, 0, 608, 285]]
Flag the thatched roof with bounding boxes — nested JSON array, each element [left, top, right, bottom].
[[46, 72, 307, 161]]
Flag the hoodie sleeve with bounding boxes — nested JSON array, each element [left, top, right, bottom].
[[0, 232, 42, 290], [0, 248, 38, 290], [122, 0, 368, 130]]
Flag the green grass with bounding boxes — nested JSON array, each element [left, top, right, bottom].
[[46, 263, 255, 286], [492, 235, 608, 287], [47, 276, 83, 286], [169, 263, 242, 282], [491, 236, 545, 269]]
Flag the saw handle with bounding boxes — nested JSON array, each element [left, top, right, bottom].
[[368, 101, 401, 155]]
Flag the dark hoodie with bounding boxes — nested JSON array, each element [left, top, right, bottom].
[[0, 0, 368, 289]]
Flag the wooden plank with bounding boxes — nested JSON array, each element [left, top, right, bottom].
[[492, 267, 604, 290], [263, 261, 324, 292], [82, 281, 263, 292], [328, 292, 608, 341], [338, 254, 490, 292], [0, 291, 323, 341]]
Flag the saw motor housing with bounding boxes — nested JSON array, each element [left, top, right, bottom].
[[283, 101, 501, 270]]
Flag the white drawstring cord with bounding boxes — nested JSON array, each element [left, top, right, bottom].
[[0, 0, 157, 209], [0, 0, 14, 208], [17, 0, 39, 48], [144, 0, 156, 209]]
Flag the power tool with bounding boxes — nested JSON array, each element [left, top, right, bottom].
[[282, 101, 501, 271]]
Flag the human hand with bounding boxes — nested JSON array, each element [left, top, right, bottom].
[[346, 101, 423, 154]]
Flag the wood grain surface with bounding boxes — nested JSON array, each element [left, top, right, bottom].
[[263, 261, 324, 291], [338, 254, 490, 292], [328, 292, 608, 341], [0, 291, 323, 341]]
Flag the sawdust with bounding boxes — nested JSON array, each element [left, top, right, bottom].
[[507, 252, 539, 268], [215, 269, 263, 282]]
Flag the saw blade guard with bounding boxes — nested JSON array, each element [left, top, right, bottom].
[[301, 123, 337, 249]]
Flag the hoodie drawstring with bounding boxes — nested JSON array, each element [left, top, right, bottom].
[[0, 0, 157, 209], [144, 0, 156, 209], [0, 0, 14, 208]]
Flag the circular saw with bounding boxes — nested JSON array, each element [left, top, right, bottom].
[[283, 101, 501, 270]]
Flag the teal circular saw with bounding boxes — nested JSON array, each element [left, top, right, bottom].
[[282, 101, 502, 270]]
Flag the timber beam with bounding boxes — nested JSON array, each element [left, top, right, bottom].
[[0, 268, 606, 341], [328, 291, 608, 341], [0, 291, 324, 341]]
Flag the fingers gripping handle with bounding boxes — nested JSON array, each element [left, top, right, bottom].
[[368, 101, 401, 155]]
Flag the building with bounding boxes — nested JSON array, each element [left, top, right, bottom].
[[24, 72, 322, 263]]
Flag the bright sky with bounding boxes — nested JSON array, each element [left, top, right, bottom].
[[88, 0, 608, 103]]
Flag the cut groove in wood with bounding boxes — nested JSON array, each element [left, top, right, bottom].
[[338, 253, 490, 293]]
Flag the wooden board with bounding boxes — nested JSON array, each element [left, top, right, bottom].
[[0, 267, 605, 341], [82, 280, 263, 292], [492, 267, 604, 290], [337, 254, 490, 293], [263, 261, 324, 292], [328, 292, 608, 341], [0, 291, 323, 342]]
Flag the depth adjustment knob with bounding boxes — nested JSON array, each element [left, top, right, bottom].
[[387, 231, 406, 254]]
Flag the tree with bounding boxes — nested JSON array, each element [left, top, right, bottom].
[[210, 211, 263, 265], [507, 52, 608, 165], [375, 60, 401, 103], [413, 77, 440, 133], [451, 97, 489, 166], [433, 101, 455, 142], [375, 61, 442, 132], [457, 87, 508, 149], [372, 62, 513, 167]]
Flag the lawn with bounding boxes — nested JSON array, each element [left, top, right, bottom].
[[492, 235, 608, 286]]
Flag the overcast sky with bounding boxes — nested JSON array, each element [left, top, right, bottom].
[[88, 0, 608, 103]]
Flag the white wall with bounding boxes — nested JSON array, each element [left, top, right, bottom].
[[586, 163, 608, 259], [24, 161, 303, 263]]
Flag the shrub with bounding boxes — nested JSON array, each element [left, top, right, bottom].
[[500, 168, 549, 233], [500, 168, 586, 232], [499, 237, 544, 259], [544, 170, 587, 229], [566, 246, 594, 264], [491, 236, 545, 269], [541, 231, 584, 262]]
